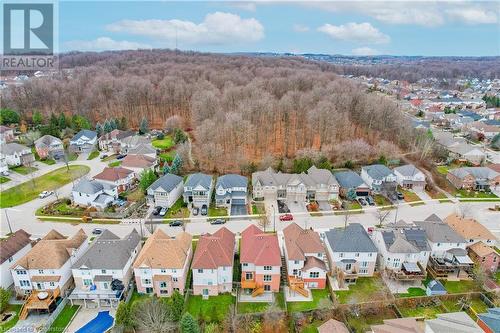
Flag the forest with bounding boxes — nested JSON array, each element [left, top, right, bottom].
[[1, 50, 417, 172]]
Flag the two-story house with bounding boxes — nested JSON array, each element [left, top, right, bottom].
[[119, 135, 151, 155], [215, 174, 248, 215], [98, 129, 135, 153], [467, 242, 499, 274], [183, 173, 213, 210], [393, 164, 426, 191], [324, 223, 378, 287], [0, 125, 15, 143], [147, 174, 184, 208], [447, 167, 500, 192], [70, 130, 97, 153], [121, 154, 157, 177], [0, 143, 35, 167], [191, 227, 235, 297], [69, 229, 141, 308], [360, 164, 397, 194], [72, 179, 118, 209], [134, 230, 192, 297], [240, 225, 281, 296], [34, 135, 64, 160], [282, 223, 327, 297], [0, 229, 32, 289], [11, 229, 88, 296], [444, 214, 497, 247], [334, 170, 371, 198], [414, 214, 474, 280], [93, 167, 135, 194]]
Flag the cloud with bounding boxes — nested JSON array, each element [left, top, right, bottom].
[[352, 47, 380, 56], [293, 24, 310, 32], [106, 12, 264, 45], [446, 7, 498, 24], [64, 37, 151, 51], [318, 22, 390, 44]]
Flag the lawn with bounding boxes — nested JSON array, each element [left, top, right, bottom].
[[0, 176, 10, 184], [495, 271, 500, 284], [238, 292, 285, 314], [436, 165, 449, 175], [129, 290, 150, 306], [399, 303, 445, 319], [152, 136, 174, 149], [441, 280, 480, 294], [0, 304, 21, 332], [334, 277, 389, 304], [48, 305, 80, 332], [208, 206, 228, 217], [287, 289, 332, 313], [185, 294, 235, 323], [374, 194, 392, 207], [159, 151, 175, 163], [87, 150, 100, 160], [252, 203, 265, 215], [108, 161, 122, 167], [454, 189, 498, 199], [346, 308, 398, 333], [0, 165, 90, 208], [10, 165, 38, 175], [399, 188, 424, 205], [395, 287, 426, 298], [442, 297, 489, 321], [165, 198, 189, 218], [41, 159, 56, 165], [37, 217, 120, 224], [38, 200, 86, 216], [121, 188, 145, 202]]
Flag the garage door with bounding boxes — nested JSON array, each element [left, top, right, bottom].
[[231, 204, 247, 216], [356, 191, 369, 197], [232, 199, 246, 205]]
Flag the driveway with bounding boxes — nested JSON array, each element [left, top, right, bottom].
[[317, 200, 332, 211], [230, 204, 248, 216], [286, 200, 307, 213]]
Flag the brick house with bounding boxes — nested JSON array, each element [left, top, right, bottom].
[[447, 167, 500, 191], [467, 242, 499, 274]]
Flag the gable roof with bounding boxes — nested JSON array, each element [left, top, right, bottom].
[[425, 312, 483, 333], [72, 129, 97, 141], [73, 229, 141, 270], [449, 167, 499, 180], [414, 217, 465, 244], [148, 174, 183, 192], [283, 223, 324, 260], [252, 167, 337, 188], [121, 154, 156, 169], [393, 164, 424, 178], [444, 214, 496, 241], [73, 179, 104, 194], [362, 164, 395, 180], [381, 228, 430, 254], [371, 318, 425, 333], [0, 142, 30, 155], [133, 229, 192, 269], [334, 171, 366, 189], [325, 223, 377, 253], [34, 135, 63, 148], [216, 174, 248, 189], [191, 227, 235, 269], [477, 308, 500, 333], [121, 135, 150, 146], [127, 143, 156, 155], [13, 229, 87, 269], [468, 242, 498, 258], [93, 167, 134, 182], [185, 173, 212, 189], [240, 225, 281, 266], [0, 229, 31, 264]]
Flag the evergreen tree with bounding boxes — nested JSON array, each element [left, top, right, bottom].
[[95, 122, 103, 137], [0, 108, 20, 125], [170, 153, 183, 174], [32, 111, 43, 127], [49, 113, 59, 130], [169, 290, 184, 322], [173, 128, 187, 144], [139, 117, 149, 135], [119, 116, 127, 130], [139, 169, 158, 192], [163, 163, 171, 175], [111, 118, 118, 130], [103, 120, 112, 133], [58, 113, 67, 129], [180, 313, 200, 333], [115, 301, 133, 330]]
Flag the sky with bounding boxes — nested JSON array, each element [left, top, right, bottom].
[[55, 1, 500, 56]]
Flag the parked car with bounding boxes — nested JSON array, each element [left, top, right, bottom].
[[366, 196, 375, 206], [92, 228, 103, 235], [389, 193, 398, 201], [159, 207, 168, 216], [279, 213, 294, 221], [357, 197, 367, 206], [100, 154, 108, 159], [116, 154, 127, 160], [152, 206, 162, 216], [192, 207, 199, 216], [169, 220, 183, 227], [39, 191, 54, 199], [1, 170, 9, 176], [200, 205, 208, 216], [397, 192, 404, 200], [210, 219, 226, 225]]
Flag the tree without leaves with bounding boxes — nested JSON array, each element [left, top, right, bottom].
[[132, 297, 176, 333]]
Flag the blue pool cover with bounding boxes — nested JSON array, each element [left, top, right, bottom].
[[76, 311, 114, 333]]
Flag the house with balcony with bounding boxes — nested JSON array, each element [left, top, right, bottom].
[[393, 164, 426, 191], [360, 164, 397, 194], [34, 135, 64, 160], [133, 230, 192, 297], [447, 167, 500, 192], [414, 214, 474, 280], [98, 129, 135, 153], [69, 229, 141, 308], [215, 174, 248, 215], [372, 225, 430, 282], [147, 173, 184, 208], [282, 223, 327, 297], [324, 223, 378, 287], [240, 225, 281, 296], [70, 129, 97, 153], [0, 229, 32, 289], [183, 173, 213, 210], [93, 167, 135, 194], [192, 227, 235, 297]]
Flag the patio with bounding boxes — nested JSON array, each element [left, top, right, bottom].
[[283, 286, 313, 302], [238, 290, 274, 303]]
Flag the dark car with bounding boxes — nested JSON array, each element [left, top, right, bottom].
[[210, 219, 226, 225], [152, 206, 162, 216], [116, 154, 127, 160], [169, 220, 183, 227], [200, 205, 208, 216], [366, 196, 375, 206], [92, 228, 103, 235], [358, 197, 367, 206], [397, 192, 404, 200], [192, 207, 199, 216]]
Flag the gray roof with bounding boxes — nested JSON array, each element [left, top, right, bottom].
[[35, 135, 62, 148], [477, 308, 500, 333], [216, 174, 248, 189], [121, 135, 150, 146], [362, 164, 394, 180], [393, 164, 424, 177], [72, 229, 141, 270], [426, 312, 483, 333], [0, 142, 30, 155], [428, 280, 446, 292], [325, 223, 377, 253], [334, 171, 366, 189], [73, 179, 104, 194], [381, 228, 430, 253], [449, 167, 498, 180], [127, 143, 156, 155], [148, 174, 183, 193], [185, 173, 213, 189], [414, 220, 466, 244], [72, 129, 97, 141], [252, 167, 337, 188], [94, 193, 113, 204]]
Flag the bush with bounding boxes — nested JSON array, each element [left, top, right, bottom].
[[0, 287, 11, 312], [180, 313, 200, 333]]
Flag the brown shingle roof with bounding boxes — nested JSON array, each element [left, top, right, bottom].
[[93, 167, 134, 182], [318, 319, 349, 333], [121, 154, 156, 169], [444, 214, 496, 241], [240, 225, 281, 266], [0, 229, 31, 264], [302, 256, 327, 272], [283, 223, 324, 261], [469, 241, 498, 257], [192, 227, 235, 269], [133, 229, 192, 269], [13, 229, 87, 270]]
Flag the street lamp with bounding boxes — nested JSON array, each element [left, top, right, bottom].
[[271, 204, 276, 232], [3, 208, 19, 234]]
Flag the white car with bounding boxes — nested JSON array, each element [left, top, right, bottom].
[[39, 191, 54, 199], [159, 207, 168, 216]]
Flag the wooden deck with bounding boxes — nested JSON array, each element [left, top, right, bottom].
[[19, 288, 60, 320]]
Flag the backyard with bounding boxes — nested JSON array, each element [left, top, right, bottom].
[[0, 165, 90, 208], [398, 301, 445, 319], [395, 287, 426, 298], [345, 307, 398, 333], [152, 136, 174, 149], [48, 305, 80, 332], [0, 304, 21, 332], [441, 280, 481, 294], [237, 292, 285, 314], [165, 198, 189, 218], [334, 277, 390, 304], [287, 289, 332, 313], [159, 151, 175, 163], [185, 294, 235, 323]]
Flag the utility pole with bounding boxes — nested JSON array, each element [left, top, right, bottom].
[[4, 209, 13, 234], [271, 204, 276, 232]]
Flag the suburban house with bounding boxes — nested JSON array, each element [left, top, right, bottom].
[[121, 154, 157, 176], [183, 173, 214, 210], [240, 225, 281, 296], [215, 174, 248, 215], [69, 229, 141, 308], [10, 229, 88, 296], [317, 319, 349, 333], [467, 121, 500, 141], [72, 179, 118, 209], [447, 167, 500, 191], [147, 174, 184, 208], [360, 164, 397, 193], [191, 227, 235, 297], [119, 135, 151, 154], [0, 229, 32, 289], [70, 129, 97, 153], [98, 129, 135, 153], [324, 223, 378, 286], [282, 223, 327, 297], [334, 170, 371, 198], [93, 167, 135, 194], [447, 143, 486, 165], [127, 143, 157, 158], [133, 230, 192, 297], [34, 135, 64, 160], [0, 143, 35, 167], [252, 166, 339, 203], [425, 312, 484, 333], [0, 125, 15, 143], [477, 308, 500, 333], [444, 214, 497, 247], [414, 214, 473, 280], [467, 242, 499, 274], [393, 164, 426, 191], [372, 225, 430, 281]]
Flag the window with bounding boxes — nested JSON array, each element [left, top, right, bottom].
[[49, 282, 55, 287], [263, 266, 272, 271], [317, 253, 322, 258], [20, 280, 30, 287], [160, 290, 168, 295], [368, 253, 373, 257], [245, 273, 253, 280], [339, 253, 344, 258], [143, 279, 152, 285], [437, 243, 441, 247], [359, 269, 368, 274], [309, 272, 319, 278], [198, 269, 203, 273], [101, 269, 106, 274], [361, 261, 368, 268], [294, 260, 299, 264], [264, 285, 271, 291], [38, 269, 44, 274], [17, 270, 27, 275], [172, 269, 177, 273], [173, 277, 178, 282], [292, 269, 298, 276], [345, 264, 352, 270], [263, 275, 272, 282], [355, 253, 359, 257], [482, 257, 486, 262], [243, 263, 248, 267], [8, 257, 13, 263], [160, 269, 167, 273], [83, 279, 93, 286], [160, 282, 167, 288]]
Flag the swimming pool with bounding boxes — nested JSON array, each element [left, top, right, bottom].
[[75, 311, 114, 333]]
